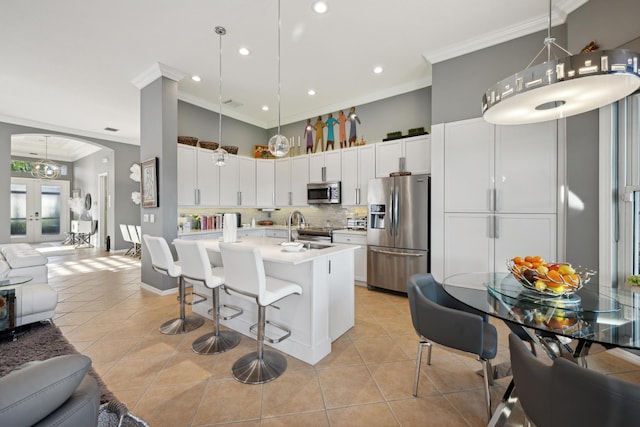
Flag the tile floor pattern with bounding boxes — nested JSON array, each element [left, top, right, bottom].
[[41, 249, 640, 427]]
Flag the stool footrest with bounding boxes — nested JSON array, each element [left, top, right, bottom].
[[220, 304, 243, 320], [249, 320, 291, 344], [179, 291, 207, 306]]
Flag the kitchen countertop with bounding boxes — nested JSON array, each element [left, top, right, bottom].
[[178, 225, 288, 237], [200, 235, 358, 265]]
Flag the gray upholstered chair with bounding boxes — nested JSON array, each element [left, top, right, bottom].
[[219, 242, 302, 384], [0, 355, 99, 427], [174, 239, 241, 355], [407, 273, 497, 419], [509, 333, 640, 427], [143, 234, 204, 335]]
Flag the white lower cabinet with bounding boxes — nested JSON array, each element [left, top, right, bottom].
[[332, 232, 367, 283], [327, 252, 355, 340], [443, 213, 557, 277]]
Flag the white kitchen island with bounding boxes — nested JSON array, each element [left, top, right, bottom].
[[190, 236, 357, 365]]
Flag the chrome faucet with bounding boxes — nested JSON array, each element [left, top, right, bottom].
[[287, 210, 306, 242]]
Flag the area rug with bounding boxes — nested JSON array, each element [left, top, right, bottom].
[[0, 322, 116, 404]]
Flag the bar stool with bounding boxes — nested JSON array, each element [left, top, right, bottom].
[[143, 235, 204, 335], [174, 239, 242, 354], [219, 242, 302, 384]]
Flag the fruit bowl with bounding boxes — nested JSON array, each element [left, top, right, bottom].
[[507, 256, 595, 297]]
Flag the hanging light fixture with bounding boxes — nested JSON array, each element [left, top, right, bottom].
[[31, 136, 61, 179], [212, 26, 229, 167], [482, 0, 640, 125], [267, 0, 291, 157]]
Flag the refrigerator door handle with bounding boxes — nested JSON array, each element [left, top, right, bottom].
[[392, 183, 399, 237], [369, 248, 423, 257]]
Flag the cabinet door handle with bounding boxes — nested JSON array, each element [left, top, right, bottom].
[[195, 189, 200, 205], [328, 259, 331, 274], [237, 191, 242, 206], [488, 216, 494, 238], [321, 166, 327, 182], [489, 189, 495, 212], [288, 191, 292, 206], [494, 216, 499, 239], [399, 157, 406, 172]]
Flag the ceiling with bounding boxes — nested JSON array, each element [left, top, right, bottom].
[[1, 0, 587, 158]]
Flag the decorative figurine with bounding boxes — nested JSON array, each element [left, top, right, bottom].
[[348, 106, 361, 147], [313, 115, 326, 152], [338, 110, 348, 149], [305, 119, 314, 154], [325, 113, 338, 150]]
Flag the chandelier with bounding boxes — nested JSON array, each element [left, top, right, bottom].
[[482, 0, 640, 125], [212, 26, 229, 167], [31, 136, 61, 179], [267, 0, 291, 157]]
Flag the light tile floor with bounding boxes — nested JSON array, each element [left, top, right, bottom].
[[42, 248, 640, 426]]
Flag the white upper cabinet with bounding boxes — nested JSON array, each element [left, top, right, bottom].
[[219, 155, 256, 207], [177, 144, 197, 206], [341, 145, 375, 206], [275, 156, 309, 207], [375, 135, 431, 177], [196, 148, 220, 206], [256, 159, 275, 207], [443, 118, 557, 214], [309, 150, 341, 183]]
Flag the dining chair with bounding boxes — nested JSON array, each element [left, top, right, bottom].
[[142, 234, 204, 335], [219, 242, 302, 384], [119, 224, 135, 256], [174, 239, 242, 354], [407, 273, 497, 419], [128, 225, 141, 258], [509, 333, 640, 427]]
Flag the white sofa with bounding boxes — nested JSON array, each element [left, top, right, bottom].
[[0, 243, 57, 327]]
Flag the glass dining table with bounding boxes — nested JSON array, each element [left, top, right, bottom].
[[442, 272, 640, 426]]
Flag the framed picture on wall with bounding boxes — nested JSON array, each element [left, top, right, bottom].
[[141, 157, 158, 208]]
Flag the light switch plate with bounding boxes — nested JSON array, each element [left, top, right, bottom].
[[150, 214, 155, 223], [143, 214, 149, 222]]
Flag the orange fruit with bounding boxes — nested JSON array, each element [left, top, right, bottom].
[[513, 256, 523, 265], [547, 270, 562, 282], [532, 255, 542, 263], [564, 274, 580, 286], [524, 255, 533, 263], [522, 261, 533, 269]]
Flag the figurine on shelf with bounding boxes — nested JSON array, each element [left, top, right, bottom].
[[305, 119, 314, 154], [348, 106, 361, 147], [338, 110, 348, 148], [325, 113, 338, 150], [313, 116, 326, 152]]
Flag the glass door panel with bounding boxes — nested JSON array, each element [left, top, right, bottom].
[[10, 178, 69, 243]]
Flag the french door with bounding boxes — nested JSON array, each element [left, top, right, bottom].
[[10, 178, 70, 243]]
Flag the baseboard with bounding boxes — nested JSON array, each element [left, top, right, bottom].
[[140, 281, 178, 296]]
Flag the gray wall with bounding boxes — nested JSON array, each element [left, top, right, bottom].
[[178, 101, 267, 157], [432, 26, 567, 125], [270, 87, 432, 145], [0, 121, 140, 249]]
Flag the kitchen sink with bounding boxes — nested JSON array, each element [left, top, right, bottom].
[[303, 242, 333, 250]]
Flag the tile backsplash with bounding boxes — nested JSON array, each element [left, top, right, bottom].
[[179, 205, 367, 228]]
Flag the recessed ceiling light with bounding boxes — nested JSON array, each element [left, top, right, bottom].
[[262, 105, 269, 111], [307, 89, 316, 96], [373, 66, 383, 74], [312, 1, 328, 14], [238, 47, 250, 56], [192, 75, 201, 82]]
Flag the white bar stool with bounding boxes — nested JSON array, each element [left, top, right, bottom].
[[143, 235, 204, 335], [219, 242, 302, 384], [174, 239, 242, 354]]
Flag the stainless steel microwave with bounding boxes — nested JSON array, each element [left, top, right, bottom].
[[307, 181, 341, 204]]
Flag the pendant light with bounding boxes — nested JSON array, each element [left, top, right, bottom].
[[267, 0, 291, 157], [212, 26, 229, 166], [482, 0, 640, 125], [31, 136, 61, 179]]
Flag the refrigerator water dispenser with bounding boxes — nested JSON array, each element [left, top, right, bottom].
[[369, 204, 386, 229]]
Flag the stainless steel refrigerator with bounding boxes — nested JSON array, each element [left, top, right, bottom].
[[367, 174, 430, 293]]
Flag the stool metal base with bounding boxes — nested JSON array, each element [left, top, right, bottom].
[[232, 351, 287, 384], [159, 315, 204, 335], [192, 330, 241, 354]]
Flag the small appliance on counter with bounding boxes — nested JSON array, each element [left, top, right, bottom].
[[347, 217, 367, 230]]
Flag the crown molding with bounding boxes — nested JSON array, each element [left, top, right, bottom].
[[423, 0, 588, 64], [131, 62, 185, 89]]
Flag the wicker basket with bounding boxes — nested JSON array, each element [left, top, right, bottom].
[[221, 145, 238, 155], [199, 141, 219, 151], [177, 136, 198, 146]]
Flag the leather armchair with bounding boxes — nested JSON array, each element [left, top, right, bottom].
[[0, 354, 99, 427]]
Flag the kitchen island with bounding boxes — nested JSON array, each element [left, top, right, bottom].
[[189, 236, 357, 365]]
